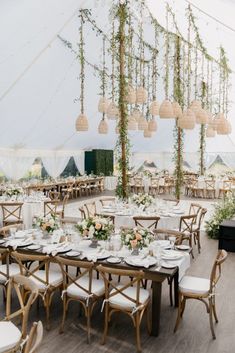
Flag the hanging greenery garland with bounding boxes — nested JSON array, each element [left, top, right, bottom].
[[173, 35, 184, 200]]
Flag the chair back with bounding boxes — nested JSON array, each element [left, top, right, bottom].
[[153, 228, 183, 245], [48, 191, 60, 200], [197, 208, 207, 230], [223, 180, 232, 190], [134, 178, 143, 187], [11, 252, 52, 288], [100, 198, 116, 207], [150, 178, 159, 187], [6, 274, 38, 339], [133, 216, 160, 231], [189, 203, 202, 224], [0, 202, 23, 224], [23, 321, 43, 353], [210, 250, 228, 292], [84, 202, 97, 218], [205, 179, 215, 190], [0, 248, 10, 282], [55, 256, 97, 299], [79, 206, 86, 220], [97, 265, 145, 309], [179, 214, 197, 233], [44, 200, 59, 217], [62, 193, 70, 212]]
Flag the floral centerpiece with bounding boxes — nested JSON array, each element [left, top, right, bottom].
[[132, 193, 154, 209], [75, 216, 114, 242], [33, 214, 60, 234], [121, 227, 154, 252], [5, 186, 23, 198]]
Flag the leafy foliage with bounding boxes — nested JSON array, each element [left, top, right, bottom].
[[205, 196, 235, 239]]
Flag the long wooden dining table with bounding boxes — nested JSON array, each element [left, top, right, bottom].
[[0, 243, 179, 337]]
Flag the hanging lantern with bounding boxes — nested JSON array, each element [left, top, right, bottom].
[[206, 126, 216, 138], [98, 118, 108, 134], [196, 108, 208, 124], [98, 97, 110, 113], [76, 114, 89, 131], [213, 113, 225, 131], [148, 118, 157, 132], [178, 109, 195, 130], [132, 109, 142, 123], [190, 100, 201, 111], [107, 102, 119, 120], [217, 117, 229, 135], [172, 101, 182, 119], [126, 85, 136, 104], [143, 129, 152, 138], [227, 121, 232, 134], [159, 100, 175, 119], [128, 114, 138, 130], [136, 87, 148, 104], [149, 100, 159, 116], [138, 115, 148, 130], [206, 111, 213, 125]]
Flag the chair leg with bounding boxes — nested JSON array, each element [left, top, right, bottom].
[[135, 313, 141, 353], [102, 305, 109, 345], [212, 297, 218, 323], [86, 305, 91, 344], [60, 297, 67, 333], [45, 294, 51, 330], [174, 292, 183, 333], [209, 298, 216, 339], [197, 231, 201, 253], [167, 277, 173, 306]]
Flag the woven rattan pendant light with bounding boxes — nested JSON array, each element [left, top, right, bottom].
[[127, 114, 138, 130], [178, 109, 195, 129], [143, 128, 152, 138], [172, 101, 182, 119], [138, 114, 148, 130], [76, 114, 88, 131], [107, 102, 119, 120], [98, 118, 108, 134], [206, 125, 216, 138], [196, 108, 208, 124], [148, 118, 157, 132], [132, 108, 142, 123]]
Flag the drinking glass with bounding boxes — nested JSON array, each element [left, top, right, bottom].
[[169, 236, 176, 249]]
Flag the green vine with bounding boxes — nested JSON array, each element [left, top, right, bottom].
[[79, 10, 85, 114], [173, 36, 184, 200]]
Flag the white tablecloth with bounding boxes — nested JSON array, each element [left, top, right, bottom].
[[104, 177, 118, 191]]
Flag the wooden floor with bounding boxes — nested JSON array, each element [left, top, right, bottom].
[[2, 231, 235, 353]]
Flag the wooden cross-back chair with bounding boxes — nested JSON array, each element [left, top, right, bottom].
[[0, 248, 21, 300], [134, 178, 144, 194], [0, 202, 24, 227], [0, 274, 38, 353], [219, 180, 232, 198], [83, 202, 97, 218], [56, 193, 70, 219], [55, 256, 105, 343], [133, 216, 160, 232], [179, 214, 197, 258], [97, 265, 151, 353], [23, 321, 43, 353], [193, 208, 207, 253], [149, 178, 159, 196], [189, 203, 202, 224], [43, 200, 59, 217], [100, 197, 116, 207], [174, 250, 228, 339], [11, 252, 63, 330], [96, 213, 115, 225], [205, 179, 216, 199], [48, 191, 60, 201]]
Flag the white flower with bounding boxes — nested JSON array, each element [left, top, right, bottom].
[[89, 225, 95, 237]]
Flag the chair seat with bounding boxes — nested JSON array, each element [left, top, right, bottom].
[[67, 277, 105, 299], [3, 216, 23, 223], [30, 270, 63, 290], [109, 285, 150, 310], [0, 263, 20, 284], [179, 275, 210, 296], [0, 321, 21, 353]]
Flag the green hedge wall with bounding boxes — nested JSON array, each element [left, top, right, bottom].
[[85, 149, 113, 176]]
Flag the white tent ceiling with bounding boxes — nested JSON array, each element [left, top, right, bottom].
[[0, 0, 235, 155]]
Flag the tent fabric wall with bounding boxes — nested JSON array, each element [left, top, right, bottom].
[[0, 148, 85, 180]]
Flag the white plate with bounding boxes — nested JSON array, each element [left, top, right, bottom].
[[106, 257, 121, 264], [176, 244, 190, 250], [17, 240, 33, 247], [172, 210, 184, 214], [0, 239, 5, 244], [161, 262, 177, 269], [161, 251, 182, 261], [15, 231, 26, 239], [125, 256, 157, 268], [56, 246, 72, 254], [66, 251, 81, 257], [27, 244, 41, 250], [96, 251, 110, 260]]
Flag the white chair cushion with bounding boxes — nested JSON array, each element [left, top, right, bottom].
[[0, 321, 21, 353], [109, 285, 150, 310], [179, 275, 210, 296], [3, 216, 22, 222], [0, 263, 20, 284], [29, 270, 63, 290], [67, 277, 105, 299]]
